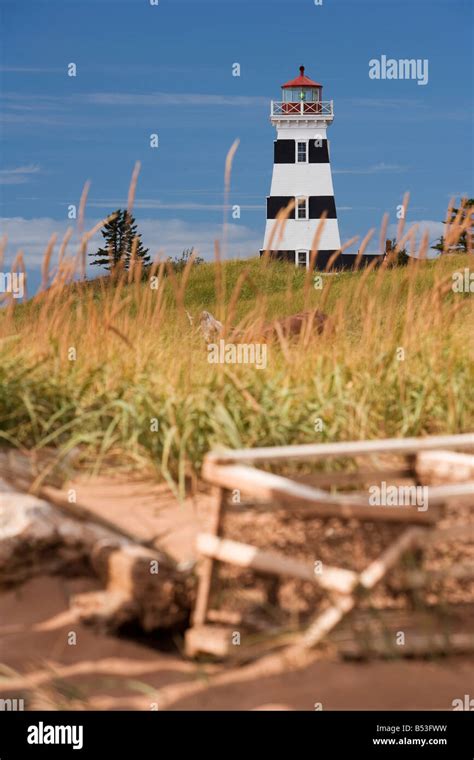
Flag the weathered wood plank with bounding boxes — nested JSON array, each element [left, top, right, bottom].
[[206, 433, 474, 465], [197, 533, 357, 594], [185, 624, 234, 658], [395, 563, 474, 589], [358, 528, 422, 589], [203, 462, 439, 524], [338, 633, 474, 659], [192, 488, 225, 627]]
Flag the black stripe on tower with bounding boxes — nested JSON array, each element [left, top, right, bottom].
[[266, 196, 337, 219], [274, 140, 295, 163], [259, 250, 383, 271], [309, 139, 330, 163], [274, 139, 330, 164], [309, 196, 337, 218], [259, 250, 336, 266]]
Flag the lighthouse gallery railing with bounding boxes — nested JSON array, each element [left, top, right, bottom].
[[271, 100, 333, 117]]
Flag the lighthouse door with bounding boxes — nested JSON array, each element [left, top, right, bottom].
[[295, 250, 309, 269]]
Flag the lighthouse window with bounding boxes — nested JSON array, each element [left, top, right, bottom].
[[296, 196, 308, 220], [296, 251, 309, 268], [296, 141, 307, 163]]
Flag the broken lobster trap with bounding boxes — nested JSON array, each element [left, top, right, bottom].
[[185, 433, 474, 660]]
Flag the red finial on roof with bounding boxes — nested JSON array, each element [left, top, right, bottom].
[[300, 65, 305, 75]]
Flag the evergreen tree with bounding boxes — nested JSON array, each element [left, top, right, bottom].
[[90, 209, 150, 271], [431, 199, 474, 254]]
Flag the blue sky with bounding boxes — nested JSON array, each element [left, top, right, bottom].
[[0, 0, 472, 292]]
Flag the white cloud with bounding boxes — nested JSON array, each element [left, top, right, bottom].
[[344, 98, 470, 122], [333, 162, 407, 175], [0, 216, 262, 270], [0, 90, 267, 128], [83, 92, 268, 107], [87, 199, 265, 211], [0, 66, 60, 73], [387, 219, 445, 255], [347, 98, 428, 110], [0, 165, 41, 185]]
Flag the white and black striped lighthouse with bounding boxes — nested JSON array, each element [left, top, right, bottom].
[[261, 66, 341, 269]]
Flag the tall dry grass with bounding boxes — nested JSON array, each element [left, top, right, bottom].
[[0, 165, 472, 492]]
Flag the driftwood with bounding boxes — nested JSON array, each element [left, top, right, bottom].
[[199, 311, 223, 342], [198, 308, 327, 344], [0, 485, 195, 632], [260, 309, 327, 339], [0, 448, 157, 546], [73, 542, 195, 632], [332, 605, 474, 659], [0, 447, 78, 492], [0, 448, 199, 632], [185, 623, 474, 662], [0, 489, 93, 585]]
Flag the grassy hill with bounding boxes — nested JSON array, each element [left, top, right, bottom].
[[0, 254, 472, 491]]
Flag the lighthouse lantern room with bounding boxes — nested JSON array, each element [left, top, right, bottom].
[[261, 66, 341, 269]]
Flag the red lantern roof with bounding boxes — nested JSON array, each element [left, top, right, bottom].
[[282, 66, 322, 89]]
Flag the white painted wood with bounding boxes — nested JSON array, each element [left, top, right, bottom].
[[262, 218, 341, 252], [271, 101, 334, 120], [276, 125, 329, 140], [269, 164, 335, 197]]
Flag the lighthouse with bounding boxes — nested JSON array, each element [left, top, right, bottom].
[[261, 66, 341, 270]]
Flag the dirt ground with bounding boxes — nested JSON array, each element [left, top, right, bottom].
[[0, 575, 472, 711], [1, 467, 473, 711]]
